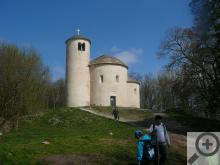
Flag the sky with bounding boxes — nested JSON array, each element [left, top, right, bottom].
[[0, 0, 192, 80]]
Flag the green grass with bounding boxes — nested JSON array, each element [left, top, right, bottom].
[[0, 108, 137, 165], [0, 108, 185, 165]]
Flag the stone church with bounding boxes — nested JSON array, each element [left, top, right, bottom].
[[65, 31, 140, 108]]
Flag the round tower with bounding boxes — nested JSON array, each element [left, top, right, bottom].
[[65, 29, 91, 107]]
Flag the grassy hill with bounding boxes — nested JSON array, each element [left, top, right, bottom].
[[0, 108, 185, 165]]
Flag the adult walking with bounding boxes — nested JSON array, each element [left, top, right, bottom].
[[112, 107, 119, 121], [148, 115, 170, 165]]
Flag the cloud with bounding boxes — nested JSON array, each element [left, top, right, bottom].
[[113, 48, 143, 65], [114, 51, 138, 64]]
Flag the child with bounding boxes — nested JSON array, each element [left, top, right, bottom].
[[135, 130, 154, 165]]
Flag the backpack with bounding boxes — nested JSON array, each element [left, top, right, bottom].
[[142, 139, 155, 161]]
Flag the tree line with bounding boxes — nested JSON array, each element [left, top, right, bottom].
[[133, 0, 220, 118], [0, 43, 65, 130]]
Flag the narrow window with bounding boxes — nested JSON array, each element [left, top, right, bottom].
[[116, 75, 119, 82], [82, 43, 85, 51], [78, 42, 82, 51], [100, 75, 104, 83], [134, 88, 137, 94]]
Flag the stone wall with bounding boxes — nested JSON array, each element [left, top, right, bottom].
[[66, 39, 90, 107], [127, 82, 140, 108], [90, 64, 128, 107]]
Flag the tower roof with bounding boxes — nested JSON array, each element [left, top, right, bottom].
[[89, 55, 128, 68], [127, 76, 140, 84], [65, 35, 91, 44]]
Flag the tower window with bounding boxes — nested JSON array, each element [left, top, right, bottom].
[[82, 43, 85, 51], [78, 42, 85, 51], [100, 75, 104, 83], [116, 75, 119, 82], [78, 42, 82, 51]]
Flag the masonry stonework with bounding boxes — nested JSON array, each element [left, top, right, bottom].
[[90, 64, 128, 107], [65, 33, 140, 108], [66, 38, 90, 107]]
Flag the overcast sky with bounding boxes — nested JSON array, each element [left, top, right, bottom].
[[0, 0, 192, 80]]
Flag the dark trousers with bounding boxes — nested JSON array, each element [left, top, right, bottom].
[[140, 159, 153, 165], [153, 145, 167, 165], [113, 114, 119, 120]]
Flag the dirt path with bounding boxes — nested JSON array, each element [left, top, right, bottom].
[[80, 108, 186, 139], [80, 108, 187, 143], [80, 108, 187, 133], [80, 108, 138, 123]]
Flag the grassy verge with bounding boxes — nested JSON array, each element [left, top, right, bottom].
[[0, 108, 185, 165], [0, 108, 137, 165]]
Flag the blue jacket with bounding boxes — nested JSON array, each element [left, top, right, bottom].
[[137, 134, 151, 161]]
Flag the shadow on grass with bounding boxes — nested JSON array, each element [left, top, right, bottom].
[[126, 111, 220, 136]]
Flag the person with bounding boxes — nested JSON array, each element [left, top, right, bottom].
[[112, 107, 119, 121], [148, 115, 170, 165], [135, 130, 154, 165]]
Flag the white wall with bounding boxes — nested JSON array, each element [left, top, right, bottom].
[[90, 64, 128, 107], [127, 82, 140, 108], [66, 39, 90, 107]]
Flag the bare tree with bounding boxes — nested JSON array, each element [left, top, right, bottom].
[[157, 27, 220, 117]]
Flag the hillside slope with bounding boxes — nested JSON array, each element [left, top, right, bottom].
[[0, 108, 186, 165]]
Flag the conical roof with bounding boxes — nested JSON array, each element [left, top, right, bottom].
[[127, 76, 140, 84], [65, 35, 91, 44], [89, 55, 128, 68]]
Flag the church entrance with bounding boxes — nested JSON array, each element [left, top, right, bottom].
[[110, 96, 116, 108]]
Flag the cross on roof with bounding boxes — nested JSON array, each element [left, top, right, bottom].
[[76, 28, 80, 35]]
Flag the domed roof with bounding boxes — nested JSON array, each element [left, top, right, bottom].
[[89, 55, 128, 68], [65, 35, 91, 44], [127, 76, 140, 84]]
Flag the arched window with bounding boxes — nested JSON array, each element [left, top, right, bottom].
[[78, 42, 82, 51], [116, 75, 119, 82], [82, 43, 85, 51], [78, 42, 86, 51], [100, 75, 104, 83]]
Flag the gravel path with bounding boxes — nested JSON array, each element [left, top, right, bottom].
[[80, 107, 187, 142], [80, 108, 139, 123]]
